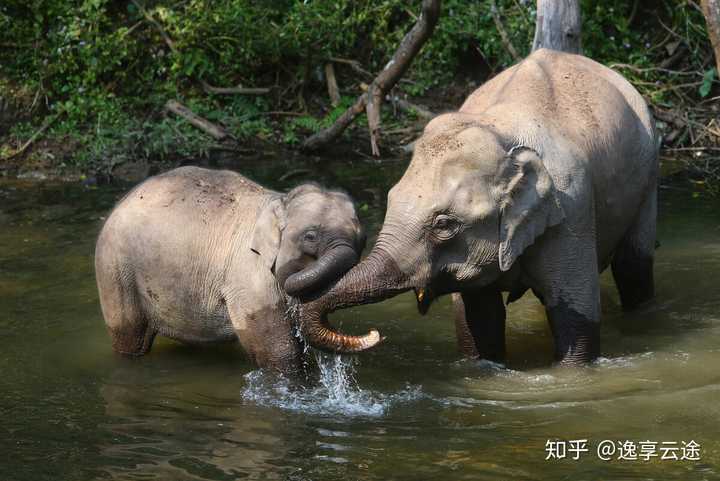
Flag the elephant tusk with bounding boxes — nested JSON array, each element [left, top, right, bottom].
[[416, 288, 425, 303]]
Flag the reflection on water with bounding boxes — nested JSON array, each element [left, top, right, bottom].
[[1, 161, 720, 480]]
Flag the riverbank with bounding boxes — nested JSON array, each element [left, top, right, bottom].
[[1, 2, 717, 191], [1, 82, 717, 197]]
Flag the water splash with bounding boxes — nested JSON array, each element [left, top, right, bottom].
[[241, 351, 423, 417]]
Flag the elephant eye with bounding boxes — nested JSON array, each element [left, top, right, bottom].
[[303, 230, 319, 243], [431, 215, 461, 241]]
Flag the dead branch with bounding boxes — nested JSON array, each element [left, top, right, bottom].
[[263, 111, 306, 116], [609, 63, 700, 77], [300, 96, 368, 152], [532, 0, 582, 54], [1, 114, 58, 161], [200, 80, 270, 95], [279, 168, 312, 182], [388, 96, 436, 120], [490, 0, 521, 61], [383, 126, 420, 136], [165, 100, 229, 140], [653, 108, 686, 128], [324, 63, 341, 106], [701, 0, 720, 75], [667, 146, 720, 152], [329, 57, 374, 78], [130, 0, 177, 53], [301, 0, 441, 155]]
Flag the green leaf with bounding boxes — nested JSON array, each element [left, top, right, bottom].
[[699, 68, 716, 98]]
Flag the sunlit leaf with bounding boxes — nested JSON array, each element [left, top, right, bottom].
[[699, 68, 716, 98]]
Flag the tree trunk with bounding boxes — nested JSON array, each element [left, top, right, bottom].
[[324, 63, 341, 106], [702, 0, 720, 74], [532, 0, 582, 54]]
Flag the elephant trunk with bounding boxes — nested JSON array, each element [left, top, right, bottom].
[[283, 244, 358, 298], [300, 245, 411, 353]]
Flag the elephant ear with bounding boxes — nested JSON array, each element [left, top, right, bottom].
[[494, 146, 565, 271], [250, 197, 286, 272]]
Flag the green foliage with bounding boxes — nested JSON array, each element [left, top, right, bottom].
[[281, 95, 356, 145], [0, 0, 715, 170], [700, 68, 717, 98]]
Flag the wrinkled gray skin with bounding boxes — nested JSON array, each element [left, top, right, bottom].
[[95, 166, 367, 374], [301, 49, 659, 364]]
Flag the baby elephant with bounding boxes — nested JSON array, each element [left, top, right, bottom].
[[95, 166, 368, 374]]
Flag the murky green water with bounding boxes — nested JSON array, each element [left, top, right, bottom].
[[2, 156, 719, 481]]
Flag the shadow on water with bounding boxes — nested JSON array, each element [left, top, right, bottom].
[[1, 156, 720, 480]]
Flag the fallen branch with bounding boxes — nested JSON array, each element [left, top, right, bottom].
[[300, 96, 368, 152], [653, 80, 704, 95], [165, 100, 230, 141], [209, 144, 256, 154], [490, 0, 521, 61], [383, 126, 420, 136], [301, 0, 441, 155], [200, 80, 270, 95], [279, 168, 312, 182], [666, 146, 720, 152], [1, 114, 58, 161], [262, 111, 306, 117], [609, 63, 701, 77], [329, 57, 374, 78], [388, 96, 436, 120]]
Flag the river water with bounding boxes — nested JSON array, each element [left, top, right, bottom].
[[1, 156, 719, 480]]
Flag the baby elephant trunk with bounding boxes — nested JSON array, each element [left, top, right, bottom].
[[283, 244, 358, 298]]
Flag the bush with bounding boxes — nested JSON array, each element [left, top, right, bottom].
[[0, 1, 714, 170]]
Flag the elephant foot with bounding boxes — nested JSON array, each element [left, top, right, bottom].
[[546, 303, 600, 364]]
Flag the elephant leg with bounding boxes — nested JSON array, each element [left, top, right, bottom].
[[109, 316, 156, 356], [527, 230, 602, 365], [546, 303, 600, 364], [611, 189, 657, 310], [543, 267, 601, 365], [99, 271, 156, 356], [227, 297, 305, 376], [452, 286, 506, 362], [544, 265, 601, 365]]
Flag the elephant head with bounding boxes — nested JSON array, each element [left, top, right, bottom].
[[250, 183, 366, 299], [299, 114, 565, 352]]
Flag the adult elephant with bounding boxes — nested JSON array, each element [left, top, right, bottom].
[[95, 166, 375, 375], [300, 49, 659, 364]]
